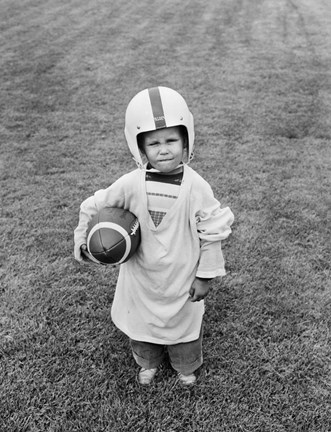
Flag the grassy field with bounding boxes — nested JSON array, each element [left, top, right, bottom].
[[1, 0, 330, 430]]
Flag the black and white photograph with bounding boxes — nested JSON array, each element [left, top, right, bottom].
[[1, 0, 330, 430]]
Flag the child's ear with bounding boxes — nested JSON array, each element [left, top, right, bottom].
[[139, 148, 148, 164]]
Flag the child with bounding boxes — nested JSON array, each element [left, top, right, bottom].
[[74, 86, 234, 385]]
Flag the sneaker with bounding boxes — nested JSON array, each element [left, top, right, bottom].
[[138, 368, 157, 385], [178, 372, 196, 385]]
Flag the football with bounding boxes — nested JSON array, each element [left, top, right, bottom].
[[86, 207, 141, 264]]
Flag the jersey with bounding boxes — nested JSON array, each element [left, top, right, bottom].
[[145, 170, 183, 227]]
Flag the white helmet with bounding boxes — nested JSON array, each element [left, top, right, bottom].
[[124, 86, 194, 168]]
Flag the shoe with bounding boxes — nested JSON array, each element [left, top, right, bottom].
[[138, 368, 157, 385], [178, 372, 196, 385]]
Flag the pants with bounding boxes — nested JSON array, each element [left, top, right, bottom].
[[130, 328, 203, 375]]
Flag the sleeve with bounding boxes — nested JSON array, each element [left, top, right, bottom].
[[194, 181, 234, 278], [73, 175, 128, 260]]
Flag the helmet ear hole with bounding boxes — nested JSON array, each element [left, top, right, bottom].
[[137, 133, 145, 153], [178, 125, 188, 149]]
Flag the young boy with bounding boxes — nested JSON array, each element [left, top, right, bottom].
[[74, 86, 234, 385]]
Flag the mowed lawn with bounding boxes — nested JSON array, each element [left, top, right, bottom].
[[1, 0, 330, 431]]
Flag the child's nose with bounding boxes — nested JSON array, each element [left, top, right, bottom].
[[159, 143, 169, 154]]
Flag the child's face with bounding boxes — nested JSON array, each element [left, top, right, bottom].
[[141, 126, 186, 173]]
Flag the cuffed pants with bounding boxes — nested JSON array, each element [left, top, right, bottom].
[[130, 328, 203, 375]]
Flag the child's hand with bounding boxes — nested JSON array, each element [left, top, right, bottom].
[[74, 243, 88, 263], [189, 278, 211, 302]]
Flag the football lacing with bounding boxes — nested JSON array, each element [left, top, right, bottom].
[[130, 219, 140, 236]]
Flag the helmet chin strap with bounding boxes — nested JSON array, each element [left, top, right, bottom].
[[133, 157, 144, 170], [188, 151, 195, 163]]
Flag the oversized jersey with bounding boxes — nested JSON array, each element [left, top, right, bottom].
[[74, 165, 234, 344]]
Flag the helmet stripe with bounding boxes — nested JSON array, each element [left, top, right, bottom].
[[148, 87, 167, 129]]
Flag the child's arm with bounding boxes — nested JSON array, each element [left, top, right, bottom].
[[74, 176, 129, 263], [196, 208, 234, 279], [194, 181, 234, 279], [74, 195, 100, 263]]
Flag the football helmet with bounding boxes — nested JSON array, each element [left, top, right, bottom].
[[124, 86, 194, 167]]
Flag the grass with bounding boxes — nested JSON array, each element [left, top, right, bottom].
[[1, 0, 330, 430]]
